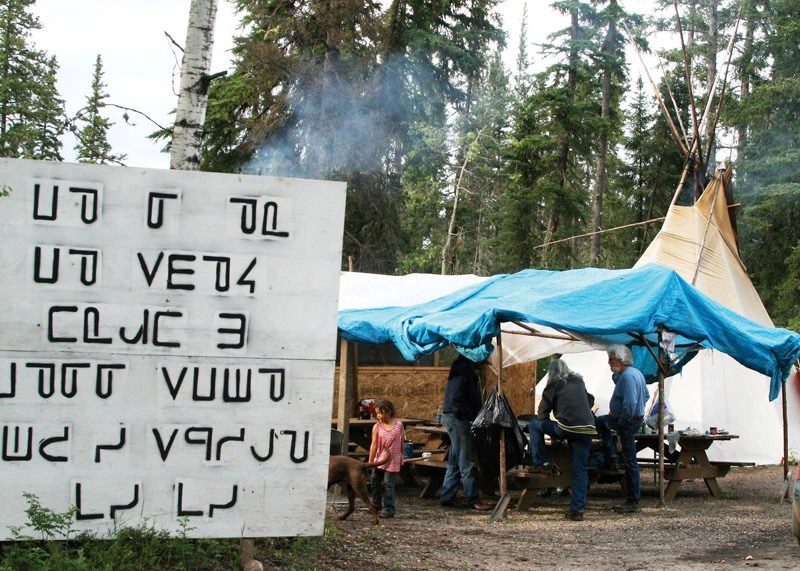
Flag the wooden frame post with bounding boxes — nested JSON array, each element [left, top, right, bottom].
[[336, 337, 354, 451]]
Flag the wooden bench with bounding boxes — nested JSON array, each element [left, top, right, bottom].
[[507, 466, 575, 510], [708, 460, 755, 478]]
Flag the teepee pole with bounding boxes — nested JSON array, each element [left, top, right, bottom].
[[674, 0, 703, 168]]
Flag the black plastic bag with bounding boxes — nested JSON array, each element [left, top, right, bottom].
[[471, 388, 529, 478]]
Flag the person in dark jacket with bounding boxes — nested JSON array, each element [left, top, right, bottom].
[[439, 355, 492, 510], [528, 358, 596, 521]]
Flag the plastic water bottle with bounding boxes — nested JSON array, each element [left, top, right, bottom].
[[435, 405, 443, 425]]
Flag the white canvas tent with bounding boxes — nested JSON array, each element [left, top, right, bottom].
[[337, 169, 799, 464], [559, 168, 796, 464]]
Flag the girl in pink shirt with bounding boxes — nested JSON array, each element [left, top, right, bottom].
[[369, 399, 405, 518]]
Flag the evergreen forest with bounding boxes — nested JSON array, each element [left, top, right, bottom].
[[2, 0, 799, 331]]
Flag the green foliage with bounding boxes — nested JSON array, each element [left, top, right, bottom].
[[0, 0, 66, 159], [731, 0, 800, 328], [73, 54, 126, 165], [1, 493, 242, 571], [253, 525, 341, 571], [8, 492, 77, 541]]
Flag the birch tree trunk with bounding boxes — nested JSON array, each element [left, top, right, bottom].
[[170, 0, 217, 170]]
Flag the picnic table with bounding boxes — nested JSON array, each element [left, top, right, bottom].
[[407, 424, 451, 498], [635, 431, 746, 501], [507, 431, 745, 509], [506, 439, 623, 511]]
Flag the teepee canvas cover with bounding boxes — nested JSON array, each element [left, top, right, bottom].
[[565, 168, 795, 464]]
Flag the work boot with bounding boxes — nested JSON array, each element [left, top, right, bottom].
[[469, 501, 492, 511], [565, 510, 584, 521], [612, 500, 641, 514], [530, 461, 560, 475]]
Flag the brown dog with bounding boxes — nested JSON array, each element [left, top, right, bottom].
[[327, 452, 391, 525]]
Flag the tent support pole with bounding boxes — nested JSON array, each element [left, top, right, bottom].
[[497, 334, 507, 497], [656, 342, 666, 508], [336, 338, 354, 452], [782, 379, 789, 499], [635, 331, 670, 507], [490, 333, 512, 521]]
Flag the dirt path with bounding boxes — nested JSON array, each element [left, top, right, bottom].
[[320, 465, 799, 570]]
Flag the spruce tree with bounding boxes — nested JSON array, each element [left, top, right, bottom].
[[0, 0, 63, 159], [74, 54, 126, 165], [733, 0, 800, 328], [30, 55, 65, 161]]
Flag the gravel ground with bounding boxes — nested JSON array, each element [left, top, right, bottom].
[[318, 464, 799, 570]]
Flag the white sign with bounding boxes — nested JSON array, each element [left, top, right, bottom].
[[0, 158, 346, 539]]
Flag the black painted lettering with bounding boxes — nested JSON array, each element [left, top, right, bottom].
[[184, 427, 213, 461], [262, 201, 289, 237], [33, 183, 58, 221], [223, 368, 252, 403], [119, 309, 148, 344], [95, 427, 127, 462], [153, 311, 182, 347], [69, 248, 99, 286], [96, 364, 125, 399], [109, 484, 140, 518], [27, 362, 56, 398], [48, 305, 78, 342], [208, 485, 238, 517], [215, 428, 245, 461], [61, 363, 90, 397], [192, 367, 216, 401], [33, 246, 59, 283], [39, 426, 69, 462], [0, 362, 16, 398], [2, 425, 33, 461], [137, 252, 164, 287], [74, 482, 104, 520], [161, 366, 187, 400], [281, 430, 310, 464], [229, 197, 258, 234], [250, 428, 277, 462], [152, 427, 179, 461], [259, 368, 285, 402], [216, 313, 246, 350], [147, 192, 179, 228], [176, 482, 203, 517], [69, 187, 99, 224], [84, 307, 112, 344], [166, 253, 196, 290], [237, 258, 257, 294], [202, 255, 231, 292]]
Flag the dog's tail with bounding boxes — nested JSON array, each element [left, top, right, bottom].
[[362, 449, 391, 470]]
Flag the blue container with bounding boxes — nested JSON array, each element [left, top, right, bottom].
[[403, 442, 414, 458]]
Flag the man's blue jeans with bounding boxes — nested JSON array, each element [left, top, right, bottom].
[[596, 414, 642, 502], [440, 413, 480, 505], [529, 419, 592, 512]]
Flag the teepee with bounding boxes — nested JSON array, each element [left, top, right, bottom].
[[564, 167, 793, 464]]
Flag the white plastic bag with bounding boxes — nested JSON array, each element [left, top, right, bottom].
[[645, 386, 676, 430]]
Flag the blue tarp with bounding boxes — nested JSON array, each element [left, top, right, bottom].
[[338, 264, 800, 401]]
